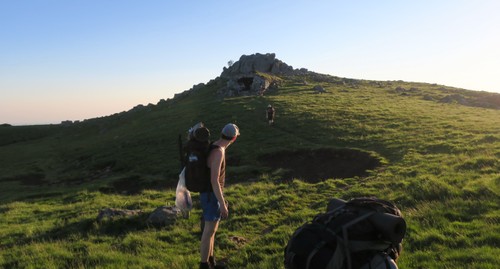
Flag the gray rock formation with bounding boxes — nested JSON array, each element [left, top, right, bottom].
[[313, 85, 326, 94], [221, 53, 293, 78], [439, 94, 468, 105], [146, 206, 181, 226], [219, 53, 295, 97]]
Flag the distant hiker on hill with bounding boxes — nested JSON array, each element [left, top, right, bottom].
[[200, 123, 240, 269], [266, 104, 275, 125], [259, 85, 265, 96]]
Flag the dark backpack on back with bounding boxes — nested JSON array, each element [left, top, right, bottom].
[[284, 197, 406, 269], [183, 123, 212, 193]]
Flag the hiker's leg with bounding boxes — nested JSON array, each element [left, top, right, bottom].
[[200, 192, 221, 265], [209, 220, 219, 257], [201, 220, 219, 262]]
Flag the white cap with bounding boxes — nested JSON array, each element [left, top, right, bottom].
[[221, 123, 240, 139]]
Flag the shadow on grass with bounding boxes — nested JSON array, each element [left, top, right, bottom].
[[258, 147, 381, 182], [7, 213, 177, 249], [98, 175, 167, 195]]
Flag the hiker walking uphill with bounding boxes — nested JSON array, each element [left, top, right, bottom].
[[266, 104, 275, 125], [200, 123, 240, 269]]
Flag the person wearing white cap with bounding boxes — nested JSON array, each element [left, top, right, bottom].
[[266, 104, 275, 125], [199, 123, 239, 269]]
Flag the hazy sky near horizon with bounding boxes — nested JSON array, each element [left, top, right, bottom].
[[1, 1, 499, 125]]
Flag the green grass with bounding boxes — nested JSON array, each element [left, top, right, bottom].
[[0, 75, 499, 268]]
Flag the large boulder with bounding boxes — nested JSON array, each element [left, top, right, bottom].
[[440, 94, 469, 105], [221, 53, 294, 78], [313, 85, 326, 94], [146, 206, 181, 226], [219, 53, 295, 97]]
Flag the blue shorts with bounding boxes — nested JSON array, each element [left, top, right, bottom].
[[200, 192, 221, 221]]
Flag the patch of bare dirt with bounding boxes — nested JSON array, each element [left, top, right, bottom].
[[229, 235, 247, 247], [259, 148, 381, 182]]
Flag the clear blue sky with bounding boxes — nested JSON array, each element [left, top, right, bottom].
[[1, 0, 499, 125]]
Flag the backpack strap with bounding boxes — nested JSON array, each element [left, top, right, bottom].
[[325, 239, 347, 269], [305, 238, 347, 269], [305, 240, 326, 269], [341, 211, 376, 269]]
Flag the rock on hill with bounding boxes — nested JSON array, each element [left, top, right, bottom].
[[221, 53, 295, 77], [169, 52, 499, 109], [218, 53, 308, 97]]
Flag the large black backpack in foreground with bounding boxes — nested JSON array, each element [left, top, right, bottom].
[[182, 123, 211, 193], [284, 197, 406, 269]]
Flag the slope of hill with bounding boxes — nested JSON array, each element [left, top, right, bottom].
[[0, 54, 499, 268]]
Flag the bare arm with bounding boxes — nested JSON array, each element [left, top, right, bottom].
[[208, 147, 228, 218]]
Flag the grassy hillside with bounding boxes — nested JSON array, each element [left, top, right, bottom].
[[0, 74, 499, 268]]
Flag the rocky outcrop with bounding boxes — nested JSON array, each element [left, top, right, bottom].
[[165, 52, 345, 98], [146, 206, 181, 226], [438, 93, 500, 109], [221, 53, 294, 78], [439, 94, 468, 105], [313, 85, 326, 94], [219, 53, 296, 97]]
